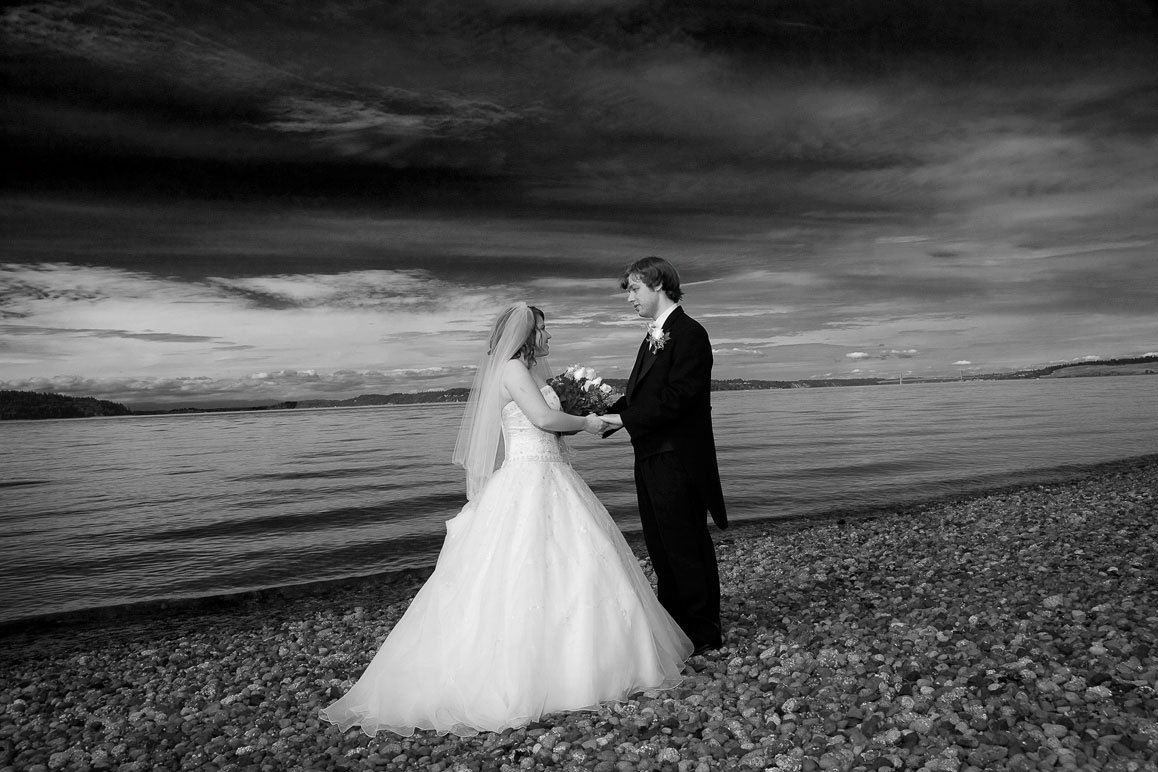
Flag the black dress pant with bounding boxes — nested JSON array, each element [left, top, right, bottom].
[[634, 450, 722, 648]]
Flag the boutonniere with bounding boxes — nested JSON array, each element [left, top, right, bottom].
[[647, 326, 671, 353]]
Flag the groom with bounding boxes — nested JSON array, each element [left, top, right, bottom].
[[602, 256, 727, 655]]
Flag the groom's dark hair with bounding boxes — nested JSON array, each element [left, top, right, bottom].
[[619, 256, 684, 302]]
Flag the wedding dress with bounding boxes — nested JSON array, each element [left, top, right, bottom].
[[320, 386, 692, 737]]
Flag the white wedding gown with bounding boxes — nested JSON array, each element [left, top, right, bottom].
[[319, 386, 692, 737]]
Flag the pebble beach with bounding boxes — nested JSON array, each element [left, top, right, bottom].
[[3, 455, 1156, 772]]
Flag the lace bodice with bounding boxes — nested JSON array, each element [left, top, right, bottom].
[[501, 386, 569, 464]]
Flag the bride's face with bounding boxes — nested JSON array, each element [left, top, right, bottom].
[[533, 316, 551, 357]]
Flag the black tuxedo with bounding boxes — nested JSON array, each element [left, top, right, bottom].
[[608, 306, 727, 649]]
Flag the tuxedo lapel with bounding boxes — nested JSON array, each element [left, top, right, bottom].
[[634, 344, 658, 389], [630, 306, 684, 396], [625, 336, 650, 400]]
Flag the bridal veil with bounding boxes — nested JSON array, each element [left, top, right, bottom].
[[451, 302, 537, 499]]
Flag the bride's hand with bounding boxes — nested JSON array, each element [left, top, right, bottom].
[[601, 414, 623, 428], [582, 414, 604, 434]]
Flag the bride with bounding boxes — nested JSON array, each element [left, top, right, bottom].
[[319, 302, 692, 737]]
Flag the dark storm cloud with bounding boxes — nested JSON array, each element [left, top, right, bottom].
[[2, 1, 536, 204], [5, 0, 1156, 210]]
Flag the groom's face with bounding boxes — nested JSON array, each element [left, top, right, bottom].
[[625, 273, 664, 320]]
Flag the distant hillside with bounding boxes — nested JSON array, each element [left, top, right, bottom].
[[252, 356, 1158, 409], [1038, 359, 1158, 378], [6, 355, 1153, 419], [1, 390, 131, 420], [293, 388, 471, 408], [712, 377, 887, 389]]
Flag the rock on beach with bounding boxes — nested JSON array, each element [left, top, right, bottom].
[[2, 456, 1156, 772]]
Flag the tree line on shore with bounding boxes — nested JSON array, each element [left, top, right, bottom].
[[0, 390, 132, 420], [3, 355, 1154, 420]]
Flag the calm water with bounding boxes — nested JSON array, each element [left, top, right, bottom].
[[1, 377, 1155, 625]]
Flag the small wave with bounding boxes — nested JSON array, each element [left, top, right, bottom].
[[237, 467, 386, 479], [237, 468, 405, 483], [173, 531, 449, 595], [134, 492, 466, 542], [0, 480, 50, 489]]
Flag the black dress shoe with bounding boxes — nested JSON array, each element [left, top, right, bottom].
[[692, 642, 720, 656]]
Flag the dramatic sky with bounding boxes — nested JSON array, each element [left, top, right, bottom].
[[3, 0, 1157, 408]]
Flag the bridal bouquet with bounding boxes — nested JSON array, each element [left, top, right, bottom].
[[548, 364, 620, 416]]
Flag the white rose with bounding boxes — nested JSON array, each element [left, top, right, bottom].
[[589, 377, 603, 388], [599, 383, 613, 394]]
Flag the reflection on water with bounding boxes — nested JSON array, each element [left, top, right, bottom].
[[1, 377, 1155, 623]]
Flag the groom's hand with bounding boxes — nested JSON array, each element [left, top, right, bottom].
[[599, 413, 624, 439], [582, 414, 605, 434]]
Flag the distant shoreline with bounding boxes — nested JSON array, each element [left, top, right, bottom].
[[3, 356, 1155, 420]]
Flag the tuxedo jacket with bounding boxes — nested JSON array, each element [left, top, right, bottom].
[[611, 306, 728, 529]]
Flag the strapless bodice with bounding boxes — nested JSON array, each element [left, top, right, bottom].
[[501, 386, 569, 463]]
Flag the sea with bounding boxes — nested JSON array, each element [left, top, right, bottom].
[[1, 376, 1155, 626]]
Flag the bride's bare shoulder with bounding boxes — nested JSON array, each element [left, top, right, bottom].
[[500, 357, 532, 381], [499, 358, 534, 400]]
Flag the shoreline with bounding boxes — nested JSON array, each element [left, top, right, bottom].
[[3, 453, 1157, 642], [2, 456, 1156, 770]]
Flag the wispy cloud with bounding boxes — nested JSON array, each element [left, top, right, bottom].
[[0, 262, 520, 391]]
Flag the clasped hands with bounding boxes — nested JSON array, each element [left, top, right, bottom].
[[582, 413, 623, 435]]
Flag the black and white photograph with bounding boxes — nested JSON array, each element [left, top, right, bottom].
[[2, 1, 1157, 770]]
